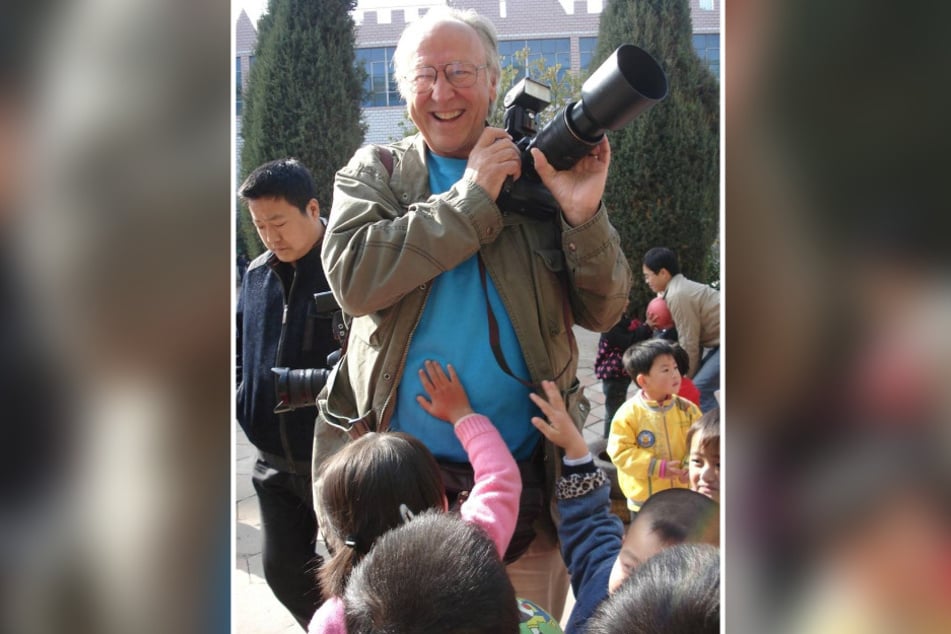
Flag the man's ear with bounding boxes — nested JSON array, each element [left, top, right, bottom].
[[635, 373, 647, 389], [489, 68, 499, 95], [306, 198, 320, 220]]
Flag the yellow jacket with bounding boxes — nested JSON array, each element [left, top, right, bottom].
[[607, 390, 700, 510]]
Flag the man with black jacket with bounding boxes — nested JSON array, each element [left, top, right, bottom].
[[236, 158, 334, 628]]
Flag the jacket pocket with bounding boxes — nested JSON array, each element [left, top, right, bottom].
[[534, 248, 566, 273], [532, 247, 569, 334]]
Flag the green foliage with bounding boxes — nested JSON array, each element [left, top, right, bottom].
[[238, 0, 366, 259], [593, 0, 720, 314], [488, 48, 584, 129]]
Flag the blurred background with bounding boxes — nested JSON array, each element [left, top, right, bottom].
[[725, 0, 951, 631], [1, 1, 230, 632], [0, 0, 948, 632]]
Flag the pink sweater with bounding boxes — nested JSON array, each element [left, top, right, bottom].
[[308, 414, 521, 633]]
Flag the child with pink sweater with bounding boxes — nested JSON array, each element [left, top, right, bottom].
[[308, 360, 522, 633]]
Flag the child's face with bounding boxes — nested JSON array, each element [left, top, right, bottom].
[[689, 433, 720, 502], [608, 517, 669, 593], [637, 354, 681, 401]]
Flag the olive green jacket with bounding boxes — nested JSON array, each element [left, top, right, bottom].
[[313, 134, 632, 508]]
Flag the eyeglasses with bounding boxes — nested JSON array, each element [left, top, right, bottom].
[[404, 62, 486, 93]]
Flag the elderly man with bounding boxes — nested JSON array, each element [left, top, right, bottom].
[[314, 6, 631, 618]]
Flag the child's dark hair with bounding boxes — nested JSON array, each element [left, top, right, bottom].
[[623, 338, 678, 380], [315, 432, 446, 599], [686, 407, 720, 453], [238, 157, 316, 213], [637, 488, 720, 546], [344, 510, 519, 634], [643, 247, 681, 276], [586, 543, 719, 634]]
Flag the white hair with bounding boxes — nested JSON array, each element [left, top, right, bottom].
[[392, 6, 500, 107]]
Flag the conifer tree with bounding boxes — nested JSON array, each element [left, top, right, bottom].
[[593, 0, 719, 313], [238, 0, 365, 258]]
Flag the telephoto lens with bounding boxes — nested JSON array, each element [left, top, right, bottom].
[[530, 44, 668, 171], [497, 44, 667, 218], [271, 367, 328, 413]]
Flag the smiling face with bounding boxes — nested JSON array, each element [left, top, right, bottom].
[[689, 433, 721, 502], [248, 196, 323, 264], [406, 21, 497, 158]]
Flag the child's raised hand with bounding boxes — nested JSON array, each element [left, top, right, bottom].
[[529, 380, 589, 460], [416, 360, 474, 424]]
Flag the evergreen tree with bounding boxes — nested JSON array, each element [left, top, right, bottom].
[[488, 48, 584, 129], [238, 0, 366, 259], [593, 0, 719, 314]]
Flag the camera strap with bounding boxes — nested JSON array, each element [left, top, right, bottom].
[[477, 254, 575, 388]]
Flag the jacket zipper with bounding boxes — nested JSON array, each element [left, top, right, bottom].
[[274, 272, 298, 475], [661, 406, 675, 483]]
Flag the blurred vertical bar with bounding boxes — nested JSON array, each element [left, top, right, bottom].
[[2, 1, 232, 633], [726, 0, 951, 631]]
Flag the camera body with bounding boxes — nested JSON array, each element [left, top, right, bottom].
[[272, 291, 347, 414], [497, 44, 669, 219], [497, 77, 561, 219]]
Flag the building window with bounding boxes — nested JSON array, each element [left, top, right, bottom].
[[699, 0, 714, 10], [236, 56, 243, 115], [499, 38, 572, 82], [579, 37, 598, 72], [692, 33, 720, 80], [357, 47, 404, 107]]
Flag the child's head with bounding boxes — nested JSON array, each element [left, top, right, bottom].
[[608, 488, 719, 593], [344, 510, 520, 634], [623, 339, 681, 402], [315, 431, 446, 598], [687, 408, 721, 502], [670, 342, 690, 376], [641, 247, 680, 294], [588, 543, 720, 634], [646, 296, 674, 330]]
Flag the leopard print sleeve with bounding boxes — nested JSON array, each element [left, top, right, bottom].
[[556, 469, 609, 500]]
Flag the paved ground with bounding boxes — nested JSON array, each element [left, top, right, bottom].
[[234, 325, 622, 632]]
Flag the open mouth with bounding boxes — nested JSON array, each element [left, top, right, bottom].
[[432, 110, 463, 121]]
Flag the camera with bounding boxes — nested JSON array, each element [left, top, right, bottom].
[[272, 367, 329, 414], [314, 290, 349, 349], [497, 44, 668, 219], [271, 291, 347, 414]]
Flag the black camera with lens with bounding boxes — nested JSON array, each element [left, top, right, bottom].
[[271, 291, 348, 414], [497, 44, 668, 219]]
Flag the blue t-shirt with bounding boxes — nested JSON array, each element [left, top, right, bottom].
[[389, 152, 540, 462]]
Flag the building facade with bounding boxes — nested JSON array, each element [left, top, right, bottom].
[[235, 0, 720, 153], [235, 8, 257, 176]]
